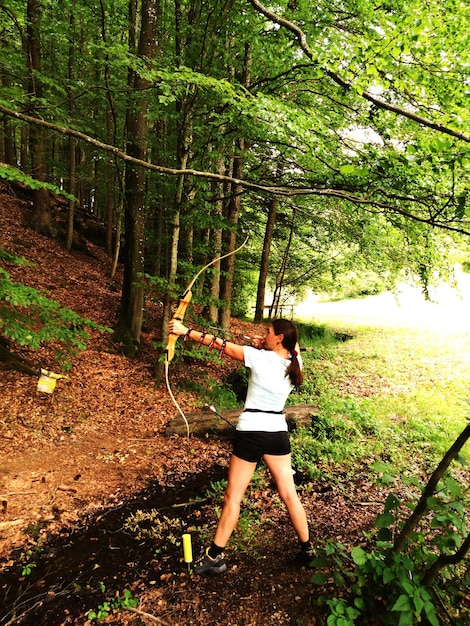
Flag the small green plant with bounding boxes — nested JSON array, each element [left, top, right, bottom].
[[232, 505, 263, 551], [325, 598, 360, 626], [23, 522, 44, 540], [87, 601, 112, 622], [21, 562, 36, 576], [206, 478, 228, 500], [19, 548, 38, 576], [87, 589, 138, 622], [118, 589, 139, 610]]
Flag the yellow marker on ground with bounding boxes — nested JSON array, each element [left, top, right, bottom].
[[182, 533, 193, 566], [37, 369, 68, 394]]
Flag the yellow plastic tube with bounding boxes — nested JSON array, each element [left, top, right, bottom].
[[182, 533, 192, 564]]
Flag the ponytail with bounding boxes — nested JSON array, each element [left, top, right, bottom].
[[271, 319, 303, 387]]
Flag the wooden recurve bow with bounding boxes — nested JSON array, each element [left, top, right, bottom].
[[164, 236, 249, 437]]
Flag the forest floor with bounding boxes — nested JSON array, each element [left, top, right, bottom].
[[0, 184, 415, 625]]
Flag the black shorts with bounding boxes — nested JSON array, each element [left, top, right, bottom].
[[232, 430, 291, 463]]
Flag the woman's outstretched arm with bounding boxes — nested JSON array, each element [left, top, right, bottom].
[[168, 320, 245, 361]]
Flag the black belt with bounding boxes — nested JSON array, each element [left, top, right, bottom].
[[244, 408, 284, 414]]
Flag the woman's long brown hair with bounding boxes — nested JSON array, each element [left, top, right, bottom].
[[271, 319, 303, 387]]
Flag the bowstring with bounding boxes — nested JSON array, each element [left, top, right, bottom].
[[164, 358, 190, 438]]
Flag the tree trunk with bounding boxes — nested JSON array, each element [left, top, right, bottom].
[[116, 0, 158, 356], [110, 193, 123, 280], [165, 403, 319, 438], [270, 210, 295, 318], [393, 424, 470, 554], [219, 43, 252, 330], [163, 166, 185, 352], [0, 72, 15, 164], [206, 156, 225, 323], [20, 125, 28, 170], [25, 0, 52, 237], [105, 149, 115, 256], [99, 0, 121, 257], [161, 0, 196, 366], [219, 150, 243, 330], [255, 195, 278, 322], [66, 138, 76, 252], [66, 0, 76, 253]]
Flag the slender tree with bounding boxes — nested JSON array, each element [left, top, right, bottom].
[[65, 0, 77, 252], [25, 0, 52, 236], [219, 41, 252, 329], [116, 0, 159, 355]]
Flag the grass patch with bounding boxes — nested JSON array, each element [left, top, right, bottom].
[[290, 319, 470, 480]]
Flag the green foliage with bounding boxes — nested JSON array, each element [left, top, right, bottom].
[[325, 598, 360, 626], [86, 589, 138, 622], [19, 552, 37, 577], [314, 468, 468, 625], [296, 322, 338, 347], [0, 248, 33, 267], [179, 372, 239, 410], [87, 601, 111, 622], [326, 271, 390, 301], [290, 396, 379, 481], [0, 165, 77, 201], [224, 366, 249, 404], [19, 545, 41, 577], [2, 0, 469, 327], [287, 324, 468, 623], [231, 268, 258, 318], [0, 249, 110, 366], [206, 384, 239, 410], [205, 478, 228, 501], [21, 562, 36, 576]]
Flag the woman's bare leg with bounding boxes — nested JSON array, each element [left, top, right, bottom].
[[213, 454, 257, 548], [263, 453, 309, 542]]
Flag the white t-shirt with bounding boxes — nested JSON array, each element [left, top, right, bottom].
[[236, 346, 302, 432]]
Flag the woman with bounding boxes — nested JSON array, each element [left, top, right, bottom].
[[168, 318, 315, 575]]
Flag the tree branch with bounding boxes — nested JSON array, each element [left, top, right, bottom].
[[247, 0, 470, 144], [393, 424, 470, 553], [125, 606, 170, 624], [422, 534, 470, 586], [2, 103, 469, 236]]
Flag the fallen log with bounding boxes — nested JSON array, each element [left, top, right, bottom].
[[165, 403, 319, 438]]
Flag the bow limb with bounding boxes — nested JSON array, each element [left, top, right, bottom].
[[164, 288, 192, 438], [165, 288, 193, 363], [164, 235, 248, 364], [183, 235, 249, 295], [164, 235, 249, 437]]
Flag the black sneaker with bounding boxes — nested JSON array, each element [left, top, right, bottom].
[[194, 548, 227, 575], [298, 547, 317, 569]]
